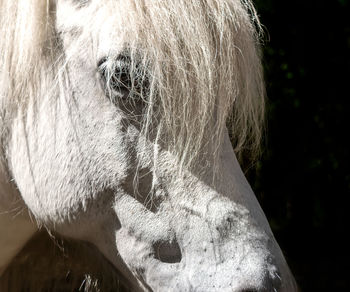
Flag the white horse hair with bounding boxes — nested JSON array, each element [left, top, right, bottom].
[[0, 0, 297, 291], [0, 0, 264, 168]]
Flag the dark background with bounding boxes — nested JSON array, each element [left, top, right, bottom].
[[247, 0, 350, 291]]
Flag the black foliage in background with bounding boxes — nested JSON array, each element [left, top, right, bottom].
[[248, 0, 350, 291]]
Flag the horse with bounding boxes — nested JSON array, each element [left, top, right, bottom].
[[0, 0, 298, 291]]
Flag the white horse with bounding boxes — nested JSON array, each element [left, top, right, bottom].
[[0, 0, 297, 291]]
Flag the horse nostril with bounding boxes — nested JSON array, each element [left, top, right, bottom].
[[153, 239, 182, 264]]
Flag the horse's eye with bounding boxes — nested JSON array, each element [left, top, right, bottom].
[[98, 54, 149, 100]]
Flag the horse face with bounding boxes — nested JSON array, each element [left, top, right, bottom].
[[6, 0, 296, 291]]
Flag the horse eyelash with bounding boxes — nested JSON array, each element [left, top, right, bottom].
[[97, 55, 149, 101]]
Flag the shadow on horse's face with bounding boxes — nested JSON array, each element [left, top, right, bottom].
[[3, 0, 297, 291]]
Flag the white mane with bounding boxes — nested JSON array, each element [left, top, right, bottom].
[[0, 0, 265, 169]]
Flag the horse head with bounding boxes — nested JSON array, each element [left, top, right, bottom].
[[0, 0, 297, 291]]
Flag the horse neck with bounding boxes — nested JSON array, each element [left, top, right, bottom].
[[0, 116, 37, 276]]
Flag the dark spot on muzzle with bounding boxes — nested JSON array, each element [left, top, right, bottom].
[[153, 239, 182, 263]]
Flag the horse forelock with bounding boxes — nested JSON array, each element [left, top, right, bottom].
[[0, 0, 265, 169]]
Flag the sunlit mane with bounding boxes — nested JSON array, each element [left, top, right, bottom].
[[0, 0, 265, 169]]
